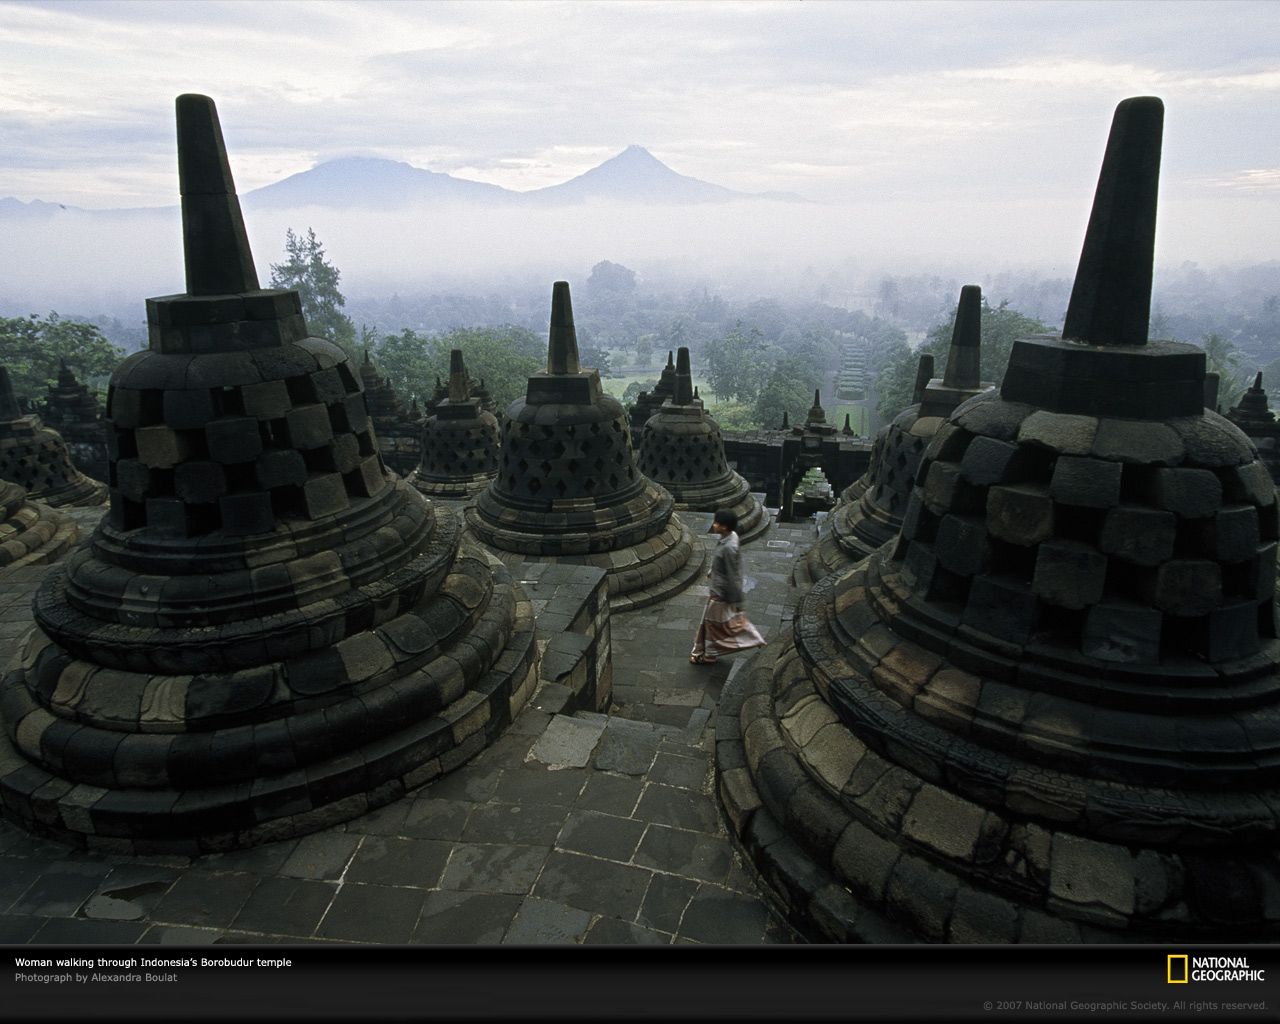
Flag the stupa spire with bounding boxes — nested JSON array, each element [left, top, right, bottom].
[[448, 349, 469, 402], [547, 281, 581, 375], [911, 354, 935, 405], [673, 347, 694, 404], [175, 93, 259, 296], [1062, 96, 1163, 347], [942, 285, 982, 388], [0, 366, 20, 421]]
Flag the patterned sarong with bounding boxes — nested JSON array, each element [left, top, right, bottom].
[[691, 596, 767, 662]]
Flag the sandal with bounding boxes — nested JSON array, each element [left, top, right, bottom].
[[690, 654, 717, 665]]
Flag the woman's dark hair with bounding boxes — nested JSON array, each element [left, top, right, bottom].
[[713, 508, 738, 532]]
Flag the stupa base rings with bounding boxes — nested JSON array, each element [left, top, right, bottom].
[[667, 473, 769, 545], [790, 554, 1280, 846], [0, 485, 80, 571], [792, 501, 896, 588], [0, 556, 539, 853], [408, 469, 494, 500], [716, 635, 1280, 943], [466, 509, 706, 613]]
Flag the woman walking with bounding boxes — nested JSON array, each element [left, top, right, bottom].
[[691, 508, 767, 665]]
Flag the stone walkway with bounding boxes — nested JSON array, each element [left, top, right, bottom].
[[0, 512, 814, 945]]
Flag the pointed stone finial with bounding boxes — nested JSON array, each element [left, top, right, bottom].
[[410, 396, 421, 417], [912, 354, 935, 405], [781, 411, 790, 430], [1204, 371, 1221, 412], [943, 285, 982, 388], [842, 413, 853, 436], [1254, 371, 1264, 391], [547, 281, 581, 375], [673, 347, 694, 404], [175, 94, 259, 296], [1062, 97, 1163, 347], [0, 366, 21, 421], [694, 386, 700, 399], [667, 351, 674, 369], [448, 349, 469, 402], [363, 347, 373, 366]]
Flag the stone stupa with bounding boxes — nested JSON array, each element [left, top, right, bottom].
[[407, 348, 501, 499], [0, 94, 538, 853], [718, 97, 1280, 942], [42, 359, 109, 484], [796, 289, 991, 588], [0, 366, 107, 508], [629, 350, 676, 440], [0, 481, 79, 572], [637, 347, 768, 542], [467, 283, 705, 611], [1227, 372, 1280, 485]]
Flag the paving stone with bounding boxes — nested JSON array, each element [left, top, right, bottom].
[[343, 836, 451, 889], [231, 877, 337, 937], [401, 798, 473, 841], [634, 782, 722, 834], [532, 850, 653, 920], [150, 870, 259, 929], [462, 802, 566, 845], [634, 873, 699, 935], [139, 925, 224, 945], [501, 897, 591, 944], [526, 714, 606, 769], [31, 918, 149, 944], [0, 856, 44, 912], [582, 916, 669, 944], [575, 773, 644, 817], [279, 832, 361, 881], [592, 719, 668, 775], [344, 800, 410, 836], [422, 764, 501, 802], [7, 860, 112, 917], [678, 885, 772, 943], [315, 882, 426, 943], [413, 890, 523, 944], [648, 751, 710, 792], [491, 766, 588, 806], [556, 810, 647, 862], [634, 824, 733, 884], [0, 915, 43, 942], [439, 843, 549, 895]]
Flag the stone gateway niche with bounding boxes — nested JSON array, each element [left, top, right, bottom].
[[466, 282, 705, 611], [0, 95, 538, 853], [717, 97, 1280, 942]]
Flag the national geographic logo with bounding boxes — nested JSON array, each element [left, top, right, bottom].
[[1168, 954, 1266, 984]]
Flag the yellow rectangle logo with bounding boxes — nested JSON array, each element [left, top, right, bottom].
[[1168, 955, 1189, 984]]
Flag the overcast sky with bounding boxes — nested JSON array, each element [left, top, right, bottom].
[[1, 0, 1277, 279]]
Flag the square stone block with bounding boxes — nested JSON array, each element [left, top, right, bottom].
[[987, 485, 1053, 546], [963, 574, 1036, 643], [345, 456, 384, 499], [145, 497, 195, 537], [1207, 601, 1261, 661], [1145, 560, 1222, 616], [286, 404, 334, 450], [1206, 505, 1260, 563], [256, 448, 308, 490], [1032, 540, 1107, 610], [134, 425, 190, 469], [922, 461, 962, 515], [1145, 467, 1223, 519], [115, 459, 153, 502], [302, 473, 350, 518], [1082, 602, 1161, 663], [241, 380, 293, 420], [960, 436, 1019, 487], [206, 417, 264, 464], [934, 514, 989, 577], [1099, 506, 1176, 566], [1049, 456, 1122, 508]]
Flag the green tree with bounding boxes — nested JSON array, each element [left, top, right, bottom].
[[375, 325, 544, 413], [1202, 331, 1249, 411], [753, 355, 813, 431], [0, 312, 125, 403], [704, 321, 767, 404], [270, 227, 357, 356], [875, 299, 1050, 422]]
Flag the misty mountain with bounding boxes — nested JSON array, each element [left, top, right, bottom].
[[242, 156, 517, 209], [522, 144, 803, 205], [2, 146, 806, 216]]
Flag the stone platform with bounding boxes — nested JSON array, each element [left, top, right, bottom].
[[0, 511, 807, 944]]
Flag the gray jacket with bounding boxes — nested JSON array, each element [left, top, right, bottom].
[[709, 530, 744, 606]]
